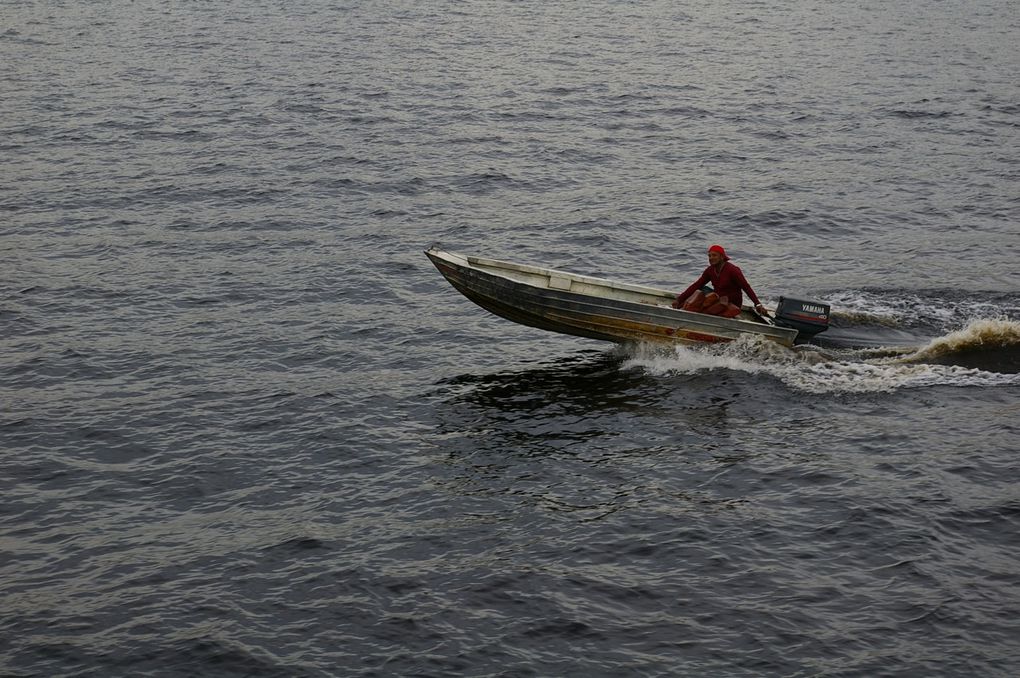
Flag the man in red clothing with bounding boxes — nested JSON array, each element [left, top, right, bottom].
[[671, 245, 769, 318]]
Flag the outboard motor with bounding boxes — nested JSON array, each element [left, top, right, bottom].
[[774, 296, 830, 342]]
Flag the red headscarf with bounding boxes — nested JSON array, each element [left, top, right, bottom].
[[708, 244, 730, 261]]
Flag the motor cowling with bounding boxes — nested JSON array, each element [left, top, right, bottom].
[[773, 296, 830, 341]]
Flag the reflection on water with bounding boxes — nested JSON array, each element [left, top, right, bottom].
[[433, 348, 761, 442], [438, 350, 673, 418], [426, 351, 761, 523]]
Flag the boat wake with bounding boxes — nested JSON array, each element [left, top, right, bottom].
[[906, 318, 1020, 373], [820, 288, 1020, 336], [622, 317, 1020, 394]]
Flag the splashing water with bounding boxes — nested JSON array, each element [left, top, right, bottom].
[[910, 318, 1020, 360], [623, 323, 1020, 394], [899, 318, 1020, 373], [824, 290, 1020, 333]]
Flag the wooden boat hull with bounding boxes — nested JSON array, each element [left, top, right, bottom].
[[425, 247, 799, 348]]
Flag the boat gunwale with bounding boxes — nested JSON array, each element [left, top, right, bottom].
[[461, 252, 680, 301]]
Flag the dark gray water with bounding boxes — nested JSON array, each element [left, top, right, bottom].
[[3, 1, 1020, 676]]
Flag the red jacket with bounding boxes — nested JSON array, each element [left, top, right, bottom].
[[676, 261, 762, 309]]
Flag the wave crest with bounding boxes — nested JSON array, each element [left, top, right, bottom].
[[623, 329, 1020, 394], [907, 319, 1020, 373]]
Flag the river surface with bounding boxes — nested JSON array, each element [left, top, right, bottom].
[[3, 1, 1020, 676]]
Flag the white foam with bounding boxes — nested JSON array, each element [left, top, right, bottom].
[[622, 333, 1020, 394], [825, 290, 1020, 333], [910, 318, 1020, 361]]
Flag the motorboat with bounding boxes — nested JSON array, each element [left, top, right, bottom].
[[425, 247, 829, 348]]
